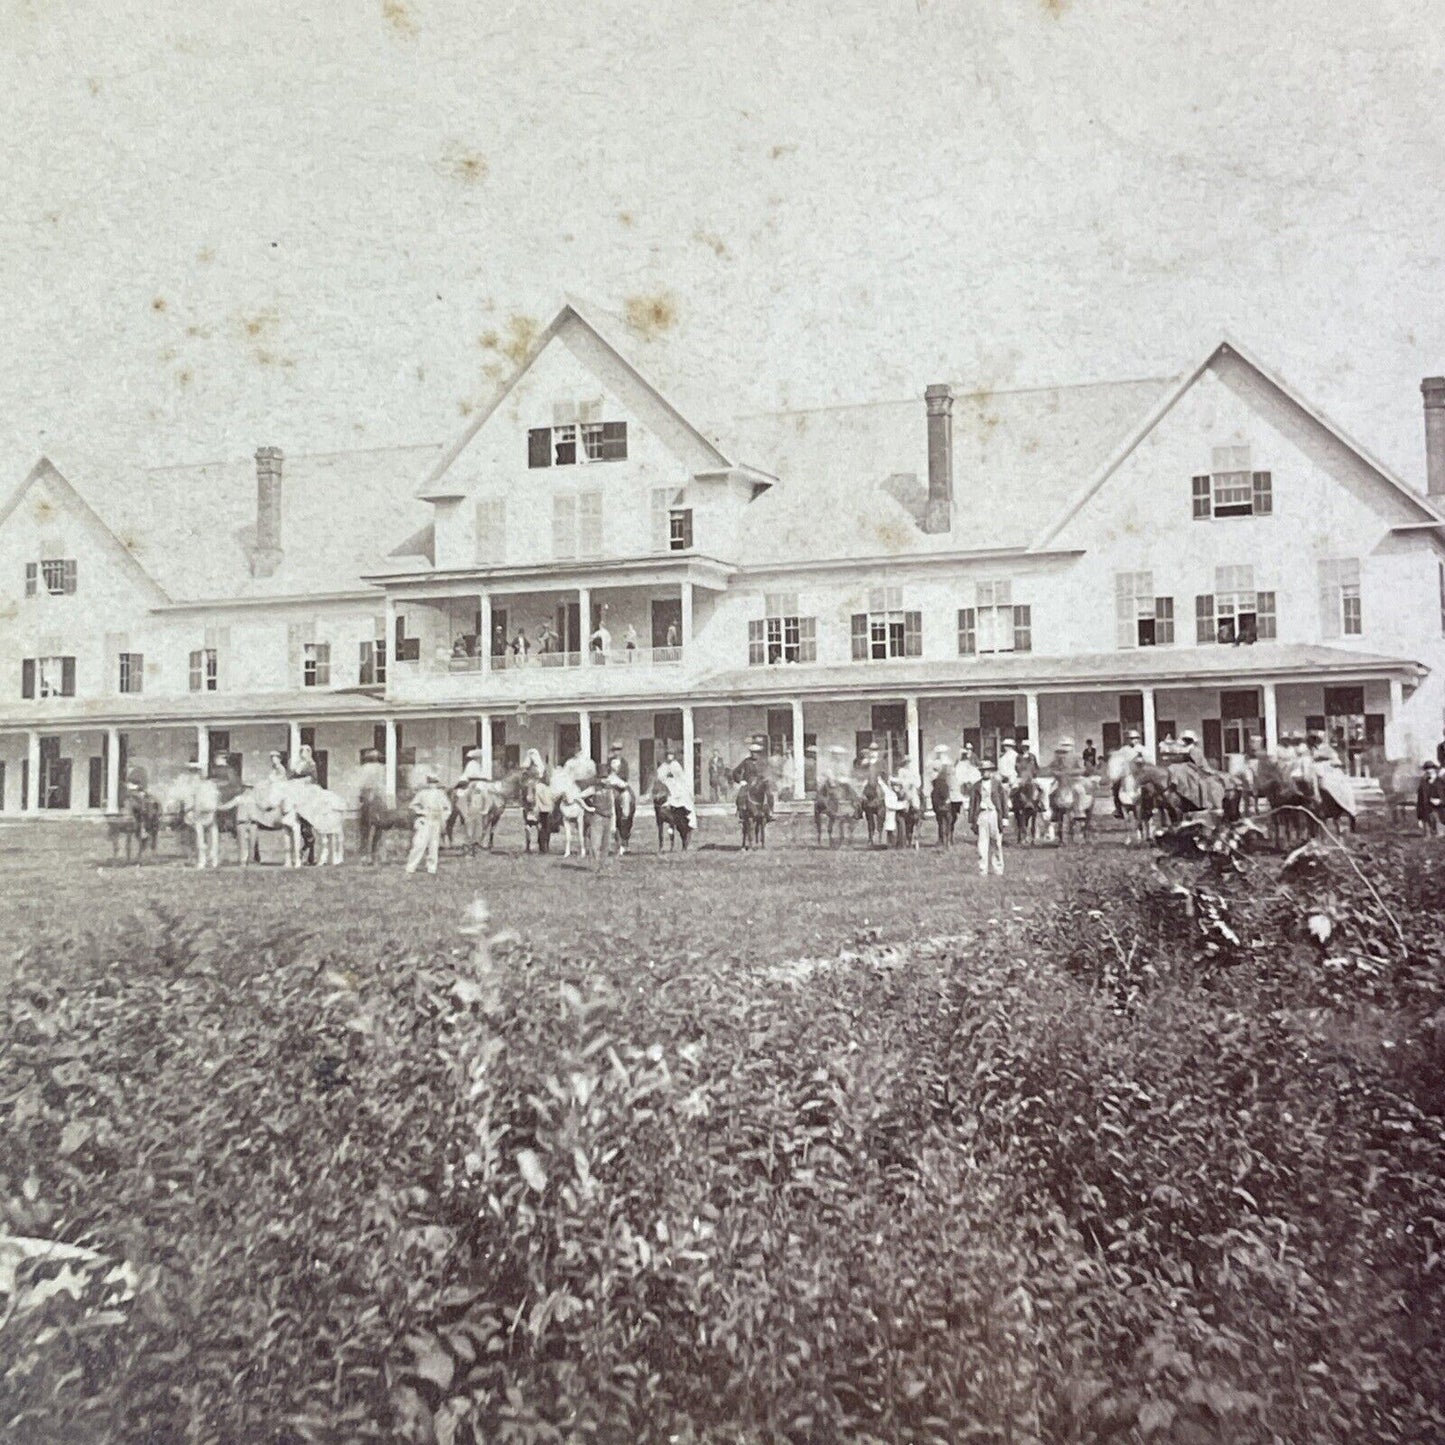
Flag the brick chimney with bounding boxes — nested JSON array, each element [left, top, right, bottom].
[[923, 383, 953, 534], [1424, 378, 1445, 499], [251, 446, 284, 578]]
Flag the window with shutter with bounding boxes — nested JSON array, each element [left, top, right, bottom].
[[1153, 597, 1175, 645], [599, 421, 627, 460], [752, 596, 815, 665], [552, 494, 576, 559], [748, 619, 766, 666], [1251, 471, 1272, 515], [797, 616, 817, 662], [528, 428, 551, 468], [903, 612, 922, 657], [1195, 594, 1215, 644], [1012, 604, 1032, 653], [850, 613, 868, 660], [24, 563, 36, 596], [1256, 591, 1277, 639], [1191, 475, 1212, 519], [119, 653, 143, 694], [957, 607, 976, 655], [578, 491, 603, 556], [61, 560, 76, 594], [61, 657, 75, 696], [21, 659, 34, 698], [1115, 571, 1159, 648], [669, 508, 693, 550], [1318, 558, 1361, 638]]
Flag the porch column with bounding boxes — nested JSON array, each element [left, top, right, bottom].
[[1386, 677, 1406, 760], [792, 697, 806, 798], [682, 704, 696, 792], [26, 729, 40, 814], [105, 725, 121, 814], [680, 580, 694, 656], [478, 592, 491, 675], [479, 712, 493, 775], [1262, 680, 1279, 753], [578, 708, 592, 760], [1141, 687, 1157, 761], [1024, 689, 1041, 751], [288, 720, 302, 761], [905, 694, 921, 776], [384, 717, 398, 804], [577, 586, 591, 663], [195, 724, 209, 772]]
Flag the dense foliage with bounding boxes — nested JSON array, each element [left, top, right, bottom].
[[2, 838, 1443, 1442]]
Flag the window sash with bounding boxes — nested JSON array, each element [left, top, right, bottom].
[[36, 656, 75, 698], [553, 425, 577, 466], [1195, 594, 1215, 644], [669, 508, 693, 550], [41, 559, 76, 595], [1115, 570, 1155, 648], [1191, 475, 1212, 519], [1256, 591, 1276, 639], [189, 648, 217, 692], [118, 652, 143, 694], [957, 607, 976, 656], [1251, 471, 1273, 515], [1012, 604, 1032, 653], [303, 643, 331, 687], [1153, 596, 1174, 646]]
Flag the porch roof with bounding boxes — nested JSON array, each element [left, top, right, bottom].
[[0, 687, 388, 732], [692, 643, 1426, 703], [365, 552, 735, 595]]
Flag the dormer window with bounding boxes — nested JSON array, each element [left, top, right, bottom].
[[528, 401, 627, 468], [24, 559, 77, 596], [1192, 446, 1272, 519]]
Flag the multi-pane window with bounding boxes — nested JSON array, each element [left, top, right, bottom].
[[118, 652, 143, 695], [1196, 567, 1278, 644], [189, 648, 217, 692], [957, 580, 1031, 655], [748, 592, 817, 665], [359, 636, 387, 687], [552, 491, 604, 559], [303, 642, 331, 687], [1115, 571, 1174, 648], [851, 588, 922, 660], [1318, 557, 1362, 638], [21, 656, 75, 698], [529, 414, 627, 468], [1191, 446, 1273, 519], [475, 497, 506, 565], [25, 559, 77, 595], [651, 488, 693, 553], [669, 507, 694, 551]]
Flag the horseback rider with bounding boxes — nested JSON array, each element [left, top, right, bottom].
[[996, 738, 1019, 790], [1015, 740, 1040, 785], [656, 744, 697, 831], [1112, 727, 1148, 816], [731, 738, 774, 820], [288, 744, 319, 864], [1048, 736, 1083, 784]]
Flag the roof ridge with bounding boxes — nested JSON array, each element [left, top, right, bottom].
[[732, 373, 1173, 423], [144, 441, 443, 474]]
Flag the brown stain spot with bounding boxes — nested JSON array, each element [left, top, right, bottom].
[[693, 229, 730, 260], [478, 329, 499, 351], [44, 211, 60, 226], [481, 360, 508, 385], [1041, 0, 1070, 13], [255, 349, 296, 369], [196, 246, 214, 264], [185, 323, 211, 339], [177, 368, 193, 388], [437, 142, 487, 184], [33, 497, 54, 522], [240, 307, 279, 340], [624, 291, 679, 341], [0, 600, 18, 622], [157, 346, 178, 364], [618, 211, 635, 227], [382, 0, 418, 37], [769, 144, 796, 160], [87, 76, 101, 96], [151, 296, 167, 313], [497, 315, 538, 366], [458, 399, 475, 418], [415, 364, 425, 382], [871, 518, 913, 554]]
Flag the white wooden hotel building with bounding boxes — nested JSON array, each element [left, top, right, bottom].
[[3, 302, 1445, 816]]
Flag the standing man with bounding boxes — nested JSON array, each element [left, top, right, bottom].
[[357, 747, 386, 804], [589, 612, 611, 663], [997, 738, 1019, 791], [607, 741, 630, 783], [1082, 738, 1098, 771], [185, 760, 221, 870], [970, 757, 1006, 876], [406, 770, 449, 876], [1418, 760, 1445, 835], [707, 745, 724, 802]]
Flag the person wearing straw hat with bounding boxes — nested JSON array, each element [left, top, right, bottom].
[[970, 757, 1007, 876], [997, 737, 1020, 790], [406, 769, 449, 875]]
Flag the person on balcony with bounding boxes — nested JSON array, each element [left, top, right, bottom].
[[590, 617, 611, 663], [665, 619, 680, 652], [492, 622, 509, 659], [624, 623, 639, 660], [511, 629, 530, 665], [537, 620, 557, 656]]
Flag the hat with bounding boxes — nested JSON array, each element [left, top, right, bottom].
[[1058, 737, 1075, 750], [1181, 730, 1198, 744], [424, 769, 441, 784], [1425, 760, 1439, 771], [609, 741, 622, 753], [465, 747, 483, 760], [980, 757, 996, 773], [748, 740, 764, 753], [1126, 729, 1141, 741], [186, 760, 204, 770], [1001, 738, 1017, 750], [933, 743, 952, 758], [362, 748, 382, 763]]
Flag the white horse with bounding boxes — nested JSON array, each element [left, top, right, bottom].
[[164, 772, 221, 869], [550, 759, 595, 859], [279, 779, 346, 866]]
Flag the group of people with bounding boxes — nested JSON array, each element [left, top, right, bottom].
[[468, 607, 674, 668]]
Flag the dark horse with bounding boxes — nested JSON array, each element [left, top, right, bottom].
[[1011, 778, 1045, 846], [651, 776, 693, 851], [736, 774, 774, 850], [358, 792, 414, 864], [860, 778, 887, 847], [813, 777, 860, 848], [1253, 755, 1353, 848], [106, 791, 162, 862], [930, 772, 959, 849]]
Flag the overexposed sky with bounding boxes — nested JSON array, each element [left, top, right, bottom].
[[3, 0, 1443, 485]]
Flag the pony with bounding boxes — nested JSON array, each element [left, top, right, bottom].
[[652, 775, 678, 851], [736, 773, 774, 850], [814, 777, 861, 848], [1046, 773, 1096, 846], [1108, 751, 1174, 846], [930, 770, 958, 849], [545, 767, 592, 859], [105, 790, 162, 863], [163, 773, 222, 869], [1010, 777, 1046, 846], [860, 778, 887, 847], [358, 792, 414, 864], [893, 778, 923, 850]]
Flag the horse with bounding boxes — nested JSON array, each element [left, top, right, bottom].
[[893, 779, 923, 850], [1253, 754, 1354, 848], [1010, 777, 1045, 846], [448, 769, 534, 855], [586, 781, 637, 864], [105, 791, 162, 862], [1046, 773, 1096, 845], [736, 773, 774, 850], [860, 778, 887, 847], [275, 779, 345, 865], [358, 792, 414, 864], [1109, 752, 1174, 846], [814, 777, 861, 848], [929, 771, 958, 849], [162, 774, 222, 869]]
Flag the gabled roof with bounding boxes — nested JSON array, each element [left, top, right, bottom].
[[1031, 337, 1445, 550], [0, 457, 171, 604], [729, 375, 1170, 564], [418, 300, 735, 501]]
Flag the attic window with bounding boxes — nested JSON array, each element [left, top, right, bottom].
[[1193, 446, 1272, 519], [527, 419, 627, 468], [26, 559, 77, 595]]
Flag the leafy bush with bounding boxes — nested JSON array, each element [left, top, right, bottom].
[[3, 848, 1444, 1442]]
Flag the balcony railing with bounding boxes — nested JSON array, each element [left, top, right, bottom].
[[447, 647, 683, 672]]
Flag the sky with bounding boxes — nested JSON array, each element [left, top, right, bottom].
[[2, 0, 1443, 488]]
